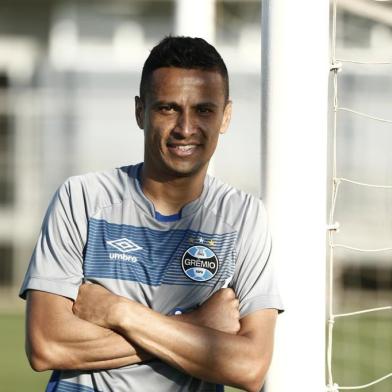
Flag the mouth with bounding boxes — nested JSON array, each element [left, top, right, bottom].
[[166, 143, 200, 157]]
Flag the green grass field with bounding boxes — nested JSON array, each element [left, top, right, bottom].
[[0, 313, 50, 392], [332, 313, 392, 391], [0, 313, 242, 391]]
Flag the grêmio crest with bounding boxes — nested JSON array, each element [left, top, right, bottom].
[[181, 245, 219, 282]]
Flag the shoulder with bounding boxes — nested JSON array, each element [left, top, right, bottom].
[[57, 165, 136, 216], [63, 165, 133, 195], [204, 176, 268, 230]]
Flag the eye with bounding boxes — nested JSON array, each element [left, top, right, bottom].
[[197, 106, 213, 115], [158, 104, 176, 114]]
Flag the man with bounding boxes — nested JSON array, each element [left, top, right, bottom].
[[20, 36, 283, 392]]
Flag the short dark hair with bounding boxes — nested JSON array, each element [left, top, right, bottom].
[[139, 36, 229, 101]]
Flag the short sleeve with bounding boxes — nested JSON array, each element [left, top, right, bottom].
[[19, 178, 86, 300], [231, 199, 284, 318]]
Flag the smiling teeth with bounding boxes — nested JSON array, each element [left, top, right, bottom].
[[177, 145, 194, 151]]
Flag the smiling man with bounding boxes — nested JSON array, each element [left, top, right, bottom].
[[20, 37, 283, 392]]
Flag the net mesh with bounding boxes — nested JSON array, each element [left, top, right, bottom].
[[327, 0, 392, 390]]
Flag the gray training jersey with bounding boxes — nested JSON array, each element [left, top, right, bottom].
[[20, 163, 283, 392]]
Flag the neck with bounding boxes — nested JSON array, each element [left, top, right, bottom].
[[140, 164, 207, 216]]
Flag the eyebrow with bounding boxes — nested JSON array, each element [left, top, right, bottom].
[[151, 101, 179, 108], [151, 101, 219, 109], [195, 102, 219, 108]]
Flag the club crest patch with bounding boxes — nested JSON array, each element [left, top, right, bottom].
[[181, 245, 219, 282]]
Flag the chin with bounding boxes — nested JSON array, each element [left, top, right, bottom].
[[165, 161, 207, 178]]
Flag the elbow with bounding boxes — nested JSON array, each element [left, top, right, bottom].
[[26, 338, 66, 372], [231, 355, 270, 392], [26, 344, 52, 372], [243, 369, 266, 392], [241, 365, 267, 392], [28, 356, 51, 372]]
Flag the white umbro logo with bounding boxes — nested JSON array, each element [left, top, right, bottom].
[[106, 238, 142, 253]]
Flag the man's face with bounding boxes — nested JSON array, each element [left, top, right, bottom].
[[135, 67, 231, 179]]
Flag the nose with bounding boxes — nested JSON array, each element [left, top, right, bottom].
[[173, 109, 195, 138]]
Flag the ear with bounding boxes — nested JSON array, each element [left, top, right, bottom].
[[135, 96, 144, 129], [219, 100, 232, 135]]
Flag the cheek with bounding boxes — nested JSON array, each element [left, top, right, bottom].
[[203, 118, 224, 140], [207, 112, 225, 128], [149, 116, 176, 137], [145, 130, 161, 151]]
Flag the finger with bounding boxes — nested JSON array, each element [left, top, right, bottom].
[[221, 288, 235, 299]]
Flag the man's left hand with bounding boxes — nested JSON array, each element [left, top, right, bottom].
[[73, 283, 124, 329]]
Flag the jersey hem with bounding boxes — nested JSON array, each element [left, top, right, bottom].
[[239, 294, 284, 318], [19, 277, 80, 301]]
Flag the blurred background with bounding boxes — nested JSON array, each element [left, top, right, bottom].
[[0, 0, 391, 391], [0, 0, 262, 390]]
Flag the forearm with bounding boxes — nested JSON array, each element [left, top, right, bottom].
[[33, 316, 149, 371], [111, 300, 264, 391], [72, 284, 275, 391], [26, 291, 151, 371]]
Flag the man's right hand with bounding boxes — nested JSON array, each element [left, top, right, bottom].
[[178, 288, 240, 334]]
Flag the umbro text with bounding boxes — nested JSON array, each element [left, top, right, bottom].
[[109, 253, 138, 262]]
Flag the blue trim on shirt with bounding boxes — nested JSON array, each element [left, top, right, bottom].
[[136, 163, 143, 182], [155, 210, 182, 222], [49, 380, 100, 391], [46, 371, 60, 392], [216, 384, 225, 392]]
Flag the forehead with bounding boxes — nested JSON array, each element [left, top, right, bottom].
[[146, 67, 226, 103]]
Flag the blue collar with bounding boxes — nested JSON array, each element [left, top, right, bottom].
[[154, 210, 182, 222]]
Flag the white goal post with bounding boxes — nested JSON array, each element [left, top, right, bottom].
[[261, 1, 330, 391]]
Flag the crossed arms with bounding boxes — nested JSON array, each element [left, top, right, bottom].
[[26, 285, 277, 392]]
